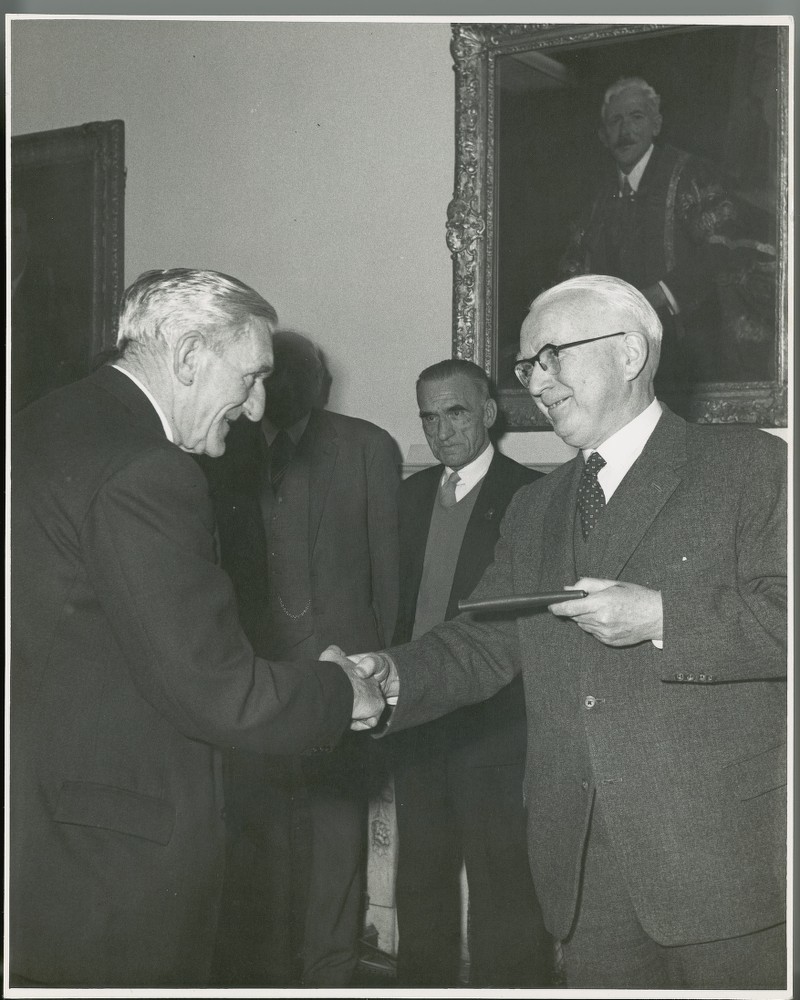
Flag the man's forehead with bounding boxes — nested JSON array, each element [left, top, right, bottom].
[[521, 292, 622, 350], [604, 88, 651, 115], [418, 374, 479, 408]]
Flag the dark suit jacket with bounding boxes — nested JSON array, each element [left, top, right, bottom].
[[392, 451, 541, 766], [206, 408, 399, 662], [10, 367, 354, 986], [388, 406, 787, 946]]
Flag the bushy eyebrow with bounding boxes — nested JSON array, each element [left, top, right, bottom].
[[419, 404, 468, 418]]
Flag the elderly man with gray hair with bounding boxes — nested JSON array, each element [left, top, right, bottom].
[[9, 268, 384, 987], [344, 274, 787, 989]]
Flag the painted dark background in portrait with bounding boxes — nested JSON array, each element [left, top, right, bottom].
[[11, 121, 125, 413], [495, 25, 780, 398]]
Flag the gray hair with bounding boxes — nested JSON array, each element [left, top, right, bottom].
[[116, 268, 277, 361], [601, 77, 661, 121], [530, 274, 662, 362], [416, 358, 493, 400]]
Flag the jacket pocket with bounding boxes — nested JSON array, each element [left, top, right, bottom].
[[722, 743, 786, 802], [54, 780, 176, 845]]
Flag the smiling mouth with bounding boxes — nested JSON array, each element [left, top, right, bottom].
[[546, 398, 569, 414]]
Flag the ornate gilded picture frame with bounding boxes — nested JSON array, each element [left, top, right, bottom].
[[447, 22, 789, 429]]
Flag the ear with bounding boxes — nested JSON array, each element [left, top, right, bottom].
[[652, 113, 663, 139], [621, 332, 649, 382], [174, 331, 206, 386], [484, 397, 498, 429]]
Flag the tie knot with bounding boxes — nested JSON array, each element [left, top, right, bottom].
[[585, 451, 606, 476], [440, 470, 461, 508]]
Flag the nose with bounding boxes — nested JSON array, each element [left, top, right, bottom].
[[242, 379, 266, 422], [526, 362, 553, 399], [436, 416, 455, 440]]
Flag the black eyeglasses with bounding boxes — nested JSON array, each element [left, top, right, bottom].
[[514, 331, 630, 387]]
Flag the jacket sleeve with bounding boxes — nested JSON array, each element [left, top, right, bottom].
[[365, 428, 400, 648], [659, 435, 787, 683], [81, 444, 353, 753]]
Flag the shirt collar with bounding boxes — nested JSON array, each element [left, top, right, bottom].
[[112, 364, 175, 443], [443, 441, 494, 495], [262, 412, 311, 447], [620, 143, 654, 193], [582, 398, 662, 501]]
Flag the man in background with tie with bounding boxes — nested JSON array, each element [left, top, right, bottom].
[[204, 330, 399, 987], [558, 76, 776, 384], [387, 359, 551, 987], [348, 275, 787, 989]]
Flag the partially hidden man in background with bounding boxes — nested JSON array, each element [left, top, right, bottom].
[[346, 274, 786, 989], [204, 330, 399, 987], [9, 269, 384, 987], [558, 76, 777, 385], [387, 359, 552, 986]]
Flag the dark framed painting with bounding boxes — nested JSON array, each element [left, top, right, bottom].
[[11, 120, 125, 413], [447, 22, 789, 429]]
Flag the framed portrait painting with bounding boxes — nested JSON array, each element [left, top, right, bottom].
[[447, 22, 789, 429]]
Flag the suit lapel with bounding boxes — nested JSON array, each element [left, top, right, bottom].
[[593, 405, 687, 579], [529, 457, 583, 592], [448, 455, 505, 609], [306, 411, 337, 556]]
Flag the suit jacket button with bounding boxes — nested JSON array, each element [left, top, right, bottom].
[[584, 695, 596, 709], [581, 780, 589, 790], [676, 672, 685, 681]]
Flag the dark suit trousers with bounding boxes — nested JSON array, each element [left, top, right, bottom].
[[562, 799, 787, 989], [392, 730, 552, 987], [212, 743, 367, 987]]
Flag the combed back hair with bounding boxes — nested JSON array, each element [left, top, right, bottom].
[[530, 274, 662, 361], [116, 268, 278, 361], [601, 76, 661, 120], [417, 358, 493, 400]]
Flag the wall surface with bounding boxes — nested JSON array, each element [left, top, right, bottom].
[[10, 16, 577, 467]]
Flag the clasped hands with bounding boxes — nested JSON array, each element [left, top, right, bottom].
[[323, 577, 663, 730], [319, 645, 398, 731]]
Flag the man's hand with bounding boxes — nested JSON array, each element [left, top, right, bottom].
[[319, 645, 386, 730], [346, 650, 400, 704], [548, 578, 663, 647]]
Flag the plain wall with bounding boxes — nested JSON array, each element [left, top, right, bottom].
[[9, 16, 577, 467]]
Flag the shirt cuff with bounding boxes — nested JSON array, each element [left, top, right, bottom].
[[652, 639, 664, 650]]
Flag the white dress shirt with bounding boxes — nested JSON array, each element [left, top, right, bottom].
[[112, 365, 174, 443], [442, 442, 494, 501]]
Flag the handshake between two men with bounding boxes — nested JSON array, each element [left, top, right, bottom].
[[321, 644, 397, 731], [321, 577, 665, 731]]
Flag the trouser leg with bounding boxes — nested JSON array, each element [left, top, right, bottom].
[[393, 747, 462, 986], [456, 761, 553, 986]]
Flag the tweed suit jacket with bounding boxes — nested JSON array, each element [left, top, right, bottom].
[[388, 405, 786, 946], [10, 366, 354, 986], [206, 407, 400, 662], [392, 451, 541, 767]]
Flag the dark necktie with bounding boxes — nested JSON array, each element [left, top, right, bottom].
[[577, 451, 606, 539], [440, 470, 461, 508], [607, 176, 636, 274], [269, 430, 294, 492]]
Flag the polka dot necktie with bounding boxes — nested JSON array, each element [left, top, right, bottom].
[[440, 470, 461, 508], [577, 451, 606, 539]]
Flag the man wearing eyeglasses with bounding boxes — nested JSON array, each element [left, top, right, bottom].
[[343, 274, 787, 989]]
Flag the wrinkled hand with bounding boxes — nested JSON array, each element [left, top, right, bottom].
[[345, 650, 400, 704], [548, 578, 663, 647], [320, 645, 386, 730]]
